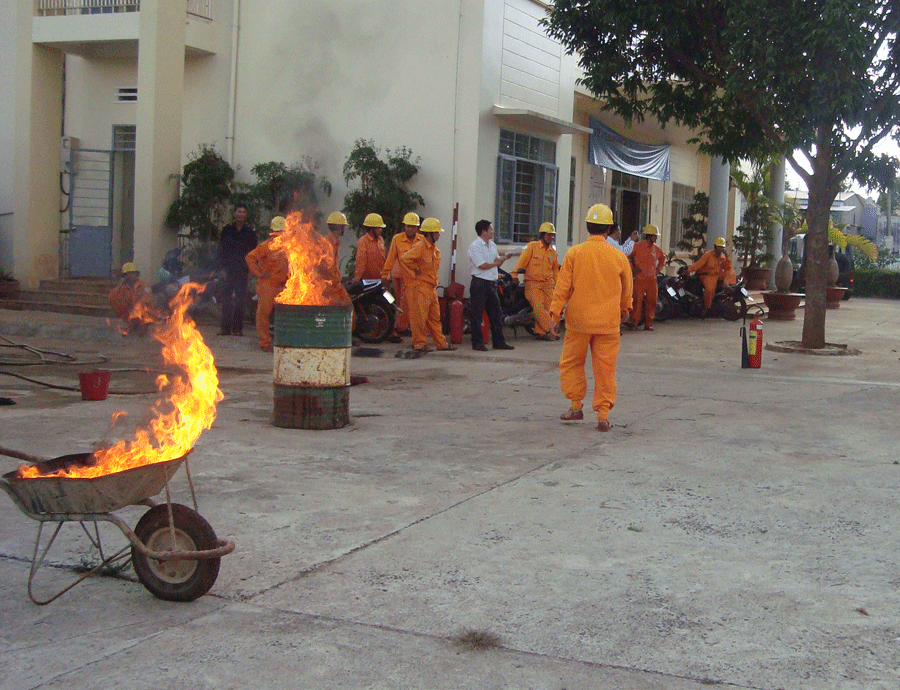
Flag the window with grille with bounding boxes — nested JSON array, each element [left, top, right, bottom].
[[670, 183, 695, 250], [496, 130, 558, 243]]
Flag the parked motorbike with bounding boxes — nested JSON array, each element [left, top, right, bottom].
[[666, 268, 750, 321], [654, 272, 679, 323], [345, 278, 398, 343], [150, 247, 224, 323], [497, 269, 536, 335]]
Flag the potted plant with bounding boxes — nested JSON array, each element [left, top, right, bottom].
[[825, 222, 877, 307], [732, 165, 774, 290], [762, 201, 804, 319], [0, 270, 20, 300]]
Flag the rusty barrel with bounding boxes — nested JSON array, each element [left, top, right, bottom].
[[272, 303, 352, 429]]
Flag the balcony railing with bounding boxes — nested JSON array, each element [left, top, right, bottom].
[[37, 0, 213, 20]]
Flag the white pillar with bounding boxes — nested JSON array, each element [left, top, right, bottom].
[[768, 157, 786, 289], [133, 0, 186, 277], [708, 155, 730, 249]]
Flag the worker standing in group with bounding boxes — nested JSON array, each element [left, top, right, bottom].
[[216, 202, 257, 336], [355, 213, 387, 281], [682, 236, 736, 316], [399, 218, 456, 354], [606, 224, 639, 256], [511, 221, 559, 341], [245, 216, 290, 352], [628, 224, 666, 331], [382, 212, 421, 338], [467, 219, 515, 351], [325, 211, 348, 269], [549, 204, 632, 432]]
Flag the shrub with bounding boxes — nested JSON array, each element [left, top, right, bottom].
[[853, 268, 900, 298]]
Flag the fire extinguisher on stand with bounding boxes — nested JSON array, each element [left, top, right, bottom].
[[741, 316, 763, 369]]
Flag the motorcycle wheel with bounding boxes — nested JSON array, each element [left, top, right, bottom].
[[720, 294, 747, 321], [354, 300, 395, 343], [687, 298, 706, 318], [655, 293, 674, 322]]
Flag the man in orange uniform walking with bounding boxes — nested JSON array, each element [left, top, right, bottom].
[[549, 204, 633, 432], [382, 212, 421, 337], [325, 211, 347, 269], [354, 213, 387, 281], [628, 224, 666, 331], [683, 236, 736, 315], [511, 221, 559, 340], [399, 218, 456, 353], [245, 216, 290, 352]]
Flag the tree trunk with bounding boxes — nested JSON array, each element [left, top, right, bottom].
[[800, 185, 834, 349]]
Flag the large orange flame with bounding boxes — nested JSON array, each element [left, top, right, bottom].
[[271, 213, 350, 306], [18, 282, 223, 479]]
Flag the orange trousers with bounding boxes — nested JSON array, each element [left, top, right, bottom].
[[524, 281, 553, 335], [559, 330, 621, 420], [255, 280, 282, 349], [699, 275, 719, 310], [630, 275, 658, 328], [409, 282, 448, 350], [393, 277, 410, 333]]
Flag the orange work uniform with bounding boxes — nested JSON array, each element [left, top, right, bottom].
[[109, 279, 151, 321], [550, 236, 633, 421], [381, 231, 419, 333], [354, 232, 386, 281], [399, 237, 449, 350], [245, 237, 290, 350], [326, 233, 341, 268], [629, 240, 666, 329], [686, 249, 736, 310], [512, 240, 559, 335]]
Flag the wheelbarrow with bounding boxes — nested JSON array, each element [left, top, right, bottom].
[[0, 448, 234, 605]]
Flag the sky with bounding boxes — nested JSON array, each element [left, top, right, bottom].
[[785, 137, 900, 199]]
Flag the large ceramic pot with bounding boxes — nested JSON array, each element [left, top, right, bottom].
[[826, 286, 848, 308], [742, 267, 771, 291], [763, 291, 803, 320]]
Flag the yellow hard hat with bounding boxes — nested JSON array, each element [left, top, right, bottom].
[[585, 204, 614, 224], [402, 212, 421, 227], [714, 237, 726, 247], [363, 212, 386, 228], [643, 224, 659, 236], [270, 216, 286, 232], [539, 222, 556, 235], [420, 217, 444, 233], [121, 262, 138, 274], [326, 211, 348, 225]]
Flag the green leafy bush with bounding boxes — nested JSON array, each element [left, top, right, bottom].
[[853, 268, 900, 298]]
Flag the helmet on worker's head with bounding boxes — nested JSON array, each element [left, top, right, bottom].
[[538, 221, 556, 236], [269, 216, 286, 233], [121, 262, 138, 274], [363, 213, 386, 229], [326, 211, 348, 226], [714, 237, 726, 247], [420, 217, 444, 234], [402, 212, 421, 227], [585, 204, 613, 225], [643, 224, 659, 236]]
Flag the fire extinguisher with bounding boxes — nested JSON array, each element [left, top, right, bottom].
[[747, 316, 763, 368], [449, 295, 464, 344]]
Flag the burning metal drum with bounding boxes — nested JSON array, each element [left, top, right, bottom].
[[272, 303, 352, 429]]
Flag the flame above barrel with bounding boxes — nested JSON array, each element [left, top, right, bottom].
[[271, 213, 350, 306]]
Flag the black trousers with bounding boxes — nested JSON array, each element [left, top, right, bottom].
[[220, 270, 249, 334], [469, 276, 507, 347]]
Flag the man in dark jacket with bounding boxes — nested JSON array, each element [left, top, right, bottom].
[[216, 203, 257, 335]]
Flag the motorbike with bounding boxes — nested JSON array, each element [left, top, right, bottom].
[[653, 272, 679, 323], [665, 268, 750, 321], [150, 247, 224, 323], [497, 269, 536, 335], [345, 278, 399, 343]]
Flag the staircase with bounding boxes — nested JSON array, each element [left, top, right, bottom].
[[0, 277, 117, 317]]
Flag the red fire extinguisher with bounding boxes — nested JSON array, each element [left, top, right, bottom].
[[449, 295, 464, 344], [747, 317, 763, 369]]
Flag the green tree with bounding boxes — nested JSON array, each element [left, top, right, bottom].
[[544, 0, 900, 348], [732, 163, 773, 270], [165, 146, 235, 241], [342, 140, 425, 245], [678, 192, 708, 262], [243, 159, 332, 237]]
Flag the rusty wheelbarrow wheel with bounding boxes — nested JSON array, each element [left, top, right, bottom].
[[131, 503, 221, 602]]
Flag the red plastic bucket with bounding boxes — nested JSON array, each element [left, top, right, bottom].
[[78, 370, 111, 401]]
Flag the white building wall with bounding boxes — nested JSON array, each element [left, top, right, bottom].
[[0, 11, 16, 275]]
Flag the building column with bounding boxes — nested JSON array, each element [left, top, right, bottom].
[[707, 155, 730, 250], [768, 156, 786, 289], [133, 0, 186, 277], [14, 0, 64, 287]]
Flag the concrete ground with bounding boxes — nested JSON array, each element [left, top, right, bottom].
[[0, 298, 898, 690]]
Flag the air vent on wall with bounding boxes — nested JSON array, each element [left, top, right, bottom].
[[117, 87, 138, 103]]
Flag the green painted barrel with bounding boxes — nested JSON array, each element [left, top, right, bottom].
[[272, 303, 352, 429]]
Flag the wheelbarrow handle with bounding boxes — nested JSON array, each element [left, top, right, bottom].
[[0, 445, 48, 464]]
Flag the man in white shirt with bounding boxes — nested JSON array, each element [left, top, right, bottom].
[[467, 220, 515, 351], [606, 224, 640, 256]]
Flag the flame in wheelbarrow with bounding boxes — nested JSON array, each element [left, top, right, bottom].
[[270, 213, 350, 307], [17, 282, 223, 479]]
